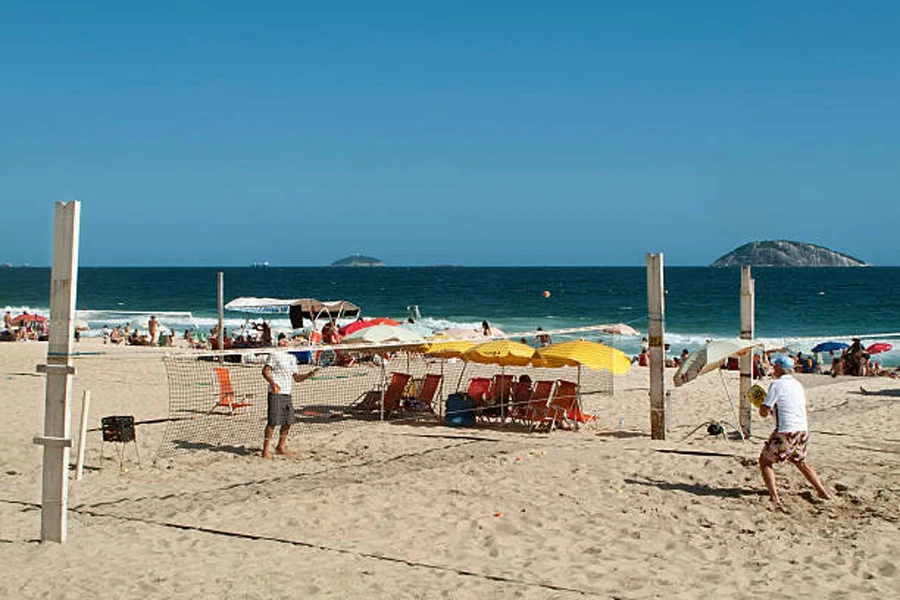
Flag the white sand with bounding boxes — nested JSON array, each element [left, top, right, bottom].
[[1, 339, 898, 598]]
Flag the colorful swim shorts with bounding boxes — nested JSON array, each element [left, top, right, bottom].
[[761, 431, 809, 464]]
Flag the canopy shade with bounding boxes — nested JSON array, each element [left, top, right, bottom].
[[224, 297, 294, 314], [535, 340, 632, 374], [673, 338, 762, 387], [289, 299, 360, 328]]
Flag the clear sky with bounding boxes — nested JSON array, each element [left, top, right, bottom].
[[2, 2, 898, 267]]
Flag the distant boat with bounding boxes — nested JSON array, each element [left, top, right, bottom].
[[251, 261, 270, 268]]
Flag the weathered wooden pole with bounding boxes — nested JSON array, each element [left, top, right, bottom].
[[647, 253, 666, 439], [217, 272, 224, 352], [74, 390, 90, 481], [739, 266, 755, 437], [33, 201, 80, 542]]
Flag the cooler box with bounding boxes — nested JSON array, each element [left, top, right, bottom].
[[444, 393, 476, 427], [289, 350, 312, 365]]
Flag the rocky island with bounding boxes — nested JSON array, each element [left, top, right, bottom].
[[331, 254, 385, 267], [711, 241, 868, 267]]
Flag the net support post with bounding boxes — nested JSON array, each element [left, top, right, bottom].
[[38, 200, 81, 543], [646, 253, 667, 440], [739, 266, 755, 438]]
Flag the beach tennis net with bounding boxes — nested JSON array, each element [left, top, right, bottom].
[[158, 347, 615, 458]]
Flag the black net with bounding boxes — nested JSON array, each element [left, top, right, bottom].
[[158, 345, 615, 458]]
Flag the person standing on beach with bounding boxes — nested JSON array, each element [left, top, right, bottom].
[[758, 355, 830, 509], [148, 315, 159, 345], [261, 352, 319, 459], [3, 311, 11, 331]]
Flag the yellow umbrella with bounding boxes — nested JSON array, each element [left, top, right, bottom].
[[462, 339, 537, 367], [460, 340, 539, 420], [534, 340, 630, 430], [535, 340, 631, 374], [424, 339, 476, 359]]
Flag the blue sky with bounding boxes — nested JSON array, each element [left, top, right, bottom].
[[2, 2, 898, 266]]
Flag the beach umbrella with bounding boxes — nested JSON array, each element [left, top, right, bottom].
[[436, 327, 492, 341], [11, 313, 47, 326], [462, 339, 537, 367], [535, 340, 632, 375], [342, 324, 425, 345], [535, 340, 632, 428], [599, 323, 641, 336], [339, 317, 401, 336], [672, 338, 763, 441], [461, 340, 538, 420], [866, 342, 893, 354], [423, 339, 476, 359], [811, 341, 849, 353], [673, 338, 761, 387]]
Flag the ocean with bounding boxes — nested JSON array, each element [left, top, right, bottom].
[[1, 266, 898, 366]]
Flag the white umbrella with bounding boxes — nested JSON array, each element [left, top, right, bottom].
[[342, 324, 425, 345], [672, 338, 763, 441], [673, 338, 761, 387], [599, 323, 641, 336]]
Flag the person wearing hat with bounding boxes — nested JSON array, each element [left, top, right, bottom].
[[758, 355, 830, 509]]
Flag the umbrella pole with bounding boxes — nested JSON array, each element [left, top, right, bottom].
[[380, 357, 386, 422], [718, 369, 745, 441], [575, 365, 582, 431]]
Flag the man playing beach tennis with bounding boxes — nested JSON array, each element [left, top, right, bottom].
[[261, 352, 319, 458], [758, 355, 830, 509]]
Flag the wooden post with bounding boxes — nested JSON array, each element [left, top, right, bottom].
[[646, 253, 666, 440], [217, 272, 224, 352], [75, 390, 90, 481], [739, 266, 755, 438], [34, 201, 80, 543]]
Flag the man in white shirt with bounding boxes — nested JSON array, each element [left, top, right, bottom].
[[759, 355, 830, 509], [261, 352, 319, 459]]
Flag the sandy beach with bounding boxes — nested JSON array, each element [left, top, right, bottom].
[[1, 338, 898, 599]]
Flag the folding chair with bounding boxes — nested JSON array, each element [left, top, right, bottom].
[[405, 373, 442, 412], [211, 367, 253, 416], [483, 373, 515, 421], [546, 379, 579, 431], [351, 372, 412, 417], [524, 380, 555, 430], [465, 377, 491, 421]]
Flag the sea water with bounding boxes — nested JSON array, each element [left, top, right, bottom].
[[1, 266, 898, 366]]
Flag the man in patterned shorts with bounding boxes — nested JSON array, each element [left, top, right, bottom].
[[759, 355, 831, 509]]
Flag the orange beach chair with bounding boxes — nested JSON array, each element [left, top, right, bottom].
[[211, 367, 253, 416]]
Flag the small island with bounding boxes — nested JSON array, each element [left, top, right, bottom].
[[711, 240, 868, 267], [331, 254, 385, 267]]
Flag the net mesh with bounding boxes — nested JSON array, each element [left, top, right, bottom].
[[158, 343, 616, 458]]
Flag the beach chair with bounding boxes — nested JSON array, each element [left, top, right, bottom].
[[466, 377, 491, 405], [546, 379, 579, 431], [509, 380, 534, 422], [211, 367, 253, 416], [483, 374, 515, 421], [465, 377, 491, 420], [523, 380, 555, 430], [351, 372, 412, 416], [405, 373, 442, 412]]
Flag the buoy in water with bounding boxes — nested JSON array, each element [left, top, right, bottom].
[[543, 290, 551, 298]]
